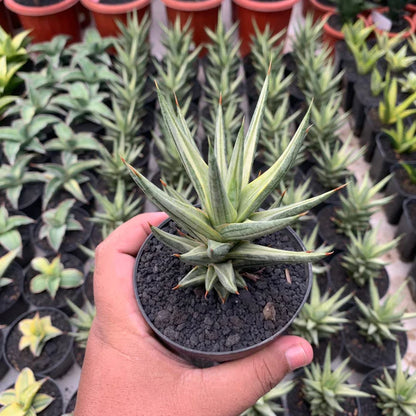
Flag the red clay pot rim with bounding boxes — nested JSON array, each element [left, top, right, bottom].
[[406, 4, 416, 12], [323, 12, 367, 40], [232, 0, 299, 13], [5, 0, 78, 16], [161, 0, 221, 12], [368, 7, 415, 38], [81, 0, 149, 14], [309, 0, 334, 14]]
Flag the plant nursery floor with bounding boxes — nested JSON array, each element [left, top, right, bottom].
[[1, 0, 416, 411]]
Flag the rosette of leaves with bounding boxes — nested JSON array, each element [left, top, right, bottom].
[[343, 18, 374, 48], [0, 205, 33, 253], [399, 72, 416, 94], [29, 35, 71, 68], [44, 122, 101, 156], [0, 367, 55, 415], [383, 118, 416, 154], [375, 30, 404, 53], [124, 74, 339, 301], [0, 154, 45, 210], [333, 172, 394, 235], [341, 227, 399, 287], [18, 312, 63, 357], [18, 64, 72, 91], [29, 256, 84, 299], [89, 180, 142, 239], [302, 347, 369, 416], [292, 278, 352, 347], [385, 44, 416, 73], [0, 249, 18, 290], [39, 199, 83, 252], [355, 278, 416, 346], [37, 151, 100, 209], [0, 26, 30, 64], [240, 380, 294, 415], [0, 114, 58, 164], [311, 135, 365, 190], [67, 298, 95, 349], [372, 345, 416, 416]]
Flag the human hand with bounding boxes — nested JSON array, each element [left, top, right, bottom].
[[74, 212, 313, 416]]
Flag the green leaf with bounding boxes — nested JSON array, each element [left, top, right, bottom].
[[226, 122, 244, 208], [60, 269, 84, 288], [213, 261, 238, 294], [29, 274, 49, 294], [175, 266, 206, 289], [150, 226, 200, 253], [31, 393, 54, 413]]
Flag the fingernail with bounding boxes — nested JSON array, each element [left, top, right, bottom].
[[285, 344, 310, 371]]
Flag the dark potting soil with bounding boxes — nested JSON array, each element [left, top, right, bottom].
[[0, 182, 43, 219], [23, 254, 84, 311], [32, 208, 93, 255], [14, 0, 64, 7], [342, 314, 407, 372], [286, 378, 359, 416], [0, 263, 24, 316], [312, 332, 343, 366], [136, 221, 310, 353], [5, 309, 72, 375], [328, 254, 389, 303], [328, 13, 343, 32], [359, 367, 394, 416]]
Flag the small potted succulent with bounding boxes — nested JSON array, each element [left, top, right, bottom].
[[123, 74, 341, 362], [342, 279, 416, 373], [3, 308, 74, 377], [0, 367, 64, 415]]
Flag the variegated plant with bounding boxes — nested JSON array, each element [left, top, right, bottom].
[[0, 205, 33, 253], [124, 74, 339, 301], [0, 249, 18, 290]]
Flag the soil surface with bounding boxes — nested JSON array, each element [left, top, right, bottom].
[[0, 263, 23, 315], [136, 221, 311, 353]]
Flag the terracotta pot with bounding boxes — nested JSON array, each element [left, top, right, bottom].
[[4, 0, 81, 43], [232, 0, 300, 57], [0, 0, 13, 32], [80, 0, 150, 38], [161, 0, 222, 53], [367, 7, 415, 38], [406, 3, 416, 15], [306, 0, 335, 22]]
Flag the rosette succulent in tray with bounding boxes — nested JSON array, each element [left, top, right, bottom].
[[124, 73, 342, 361]]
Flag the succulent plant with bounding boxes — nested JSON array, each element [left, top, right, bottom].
[[383, 118, 416, 154], [0, 205, 33, 253], [302, 346, 369, 416], [29, 35, 71, 68], [375, 30, 404, 53], [39, 199, 83, 252], [0, 56, 24, 96], [0, 26, 29, 64], [0, 114, 58, 164], [0, 367, 54, 415], [0, 154, 45, 210], [355, 278, 416, 346], [30, 256, 84, 299], [0, 249, 18, 289], [333, 173, 394, 236], [371, 67, 387, 96], [37, 151, 100, 209], [311, 135, 365, 190], [240, 380, 294, 415], [341, 227, 399, 287], [343, 18, 374, 47], [372, 345, 416, 416], [292, 278, 352, 347], [89, 180, 142, 239], [378, 73, 416, 125], [67, 298, 96, 349], [18, 312, 63, 357], [402, 162, 416, 184], [124, 75, 339, 301], [399, 71, 416, 94], [385, 44, 416, 73]]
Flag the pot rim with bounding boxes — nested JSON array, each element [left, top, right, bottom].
[[5, 0, 78, 16], [323, 11, 368, 39], [367, 7, 415, 38], [3, 306, 74, 375], [309, 0, 334, 13], [232, 0, 299, 13], [161, 0, 221, 12], [80, 0, 149, 14], [133, 217, 313, 362]]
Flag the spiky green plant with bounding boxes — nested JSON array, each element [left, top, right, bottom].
[[345, 36, 385, 75], [386, 45, 416, 73], [18, 312, 63, 357], [343, 18, 373, 48], [302, 347, 370, 416], [341, 227, 399, 287], [383, 118, 416, 154], [0, 56, 24, 97], [67, 298, 96, 349], [89, 180, 142, 239], [240, 380, 294, 415], [376, 30, 404, 53], [355, 279, 416, 346], [124, 75, 339, 301], [29, 35, 71, 68], [402, 162, 416, 184], [0, 249, 18, 289], [372, 345, 416, 416], [333, 173, 394, 235], [0, 367, 54, 415], [0, 205, 33, 253], [0, 154, 45, 210], [0, 27, 30, 64], [292, 278, 352, 346], [30, 256, 84, 299], [311, 135, 365, 190], [371, 67, 387, 96], [39, 199, 83, 252], [399, 71, 416, 94]]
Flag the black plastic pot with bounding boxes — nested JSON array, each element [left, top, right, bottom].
[[342, 61, 359, 112], [133, 218, 313, 364], [384, 162, 416, 224], [4, 307, 74, 378], [408, 258, 416, 302], [0, 331, 8, 380], [395, 199, 416, 262]]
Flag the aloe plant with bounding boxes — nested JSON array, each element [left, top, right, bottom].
[[29, 35, 71, 68], [0, 205, 33, 253], [0, 249, 18, 289], [345, 37, 385, 75], [124, 74, 339, 301], [0, 56, 25, 96], [383, 118, 416, 153], [343, 18, 373, 48], [67, 298, 95, 349], [399, 71, 416, 94], [371, 67, 387, 96], [385, 44, 416, 73], [0, 367, 54, 415]]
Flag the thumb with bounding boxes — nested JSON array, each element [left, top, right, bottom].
[[197, 336, 312, 416]]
